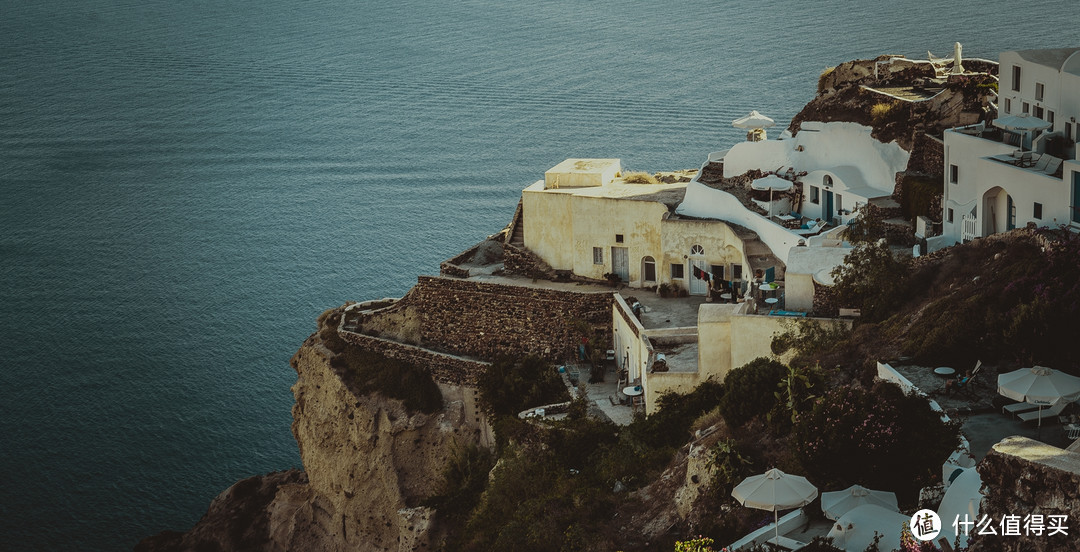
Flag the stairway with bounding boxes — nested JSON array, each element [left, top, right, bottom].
[[510, 210, 525, 247]]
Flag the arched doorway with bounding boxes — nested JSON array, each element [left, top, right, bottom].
[[641, 256, 656, 284], [981, 186, 1011, 237]]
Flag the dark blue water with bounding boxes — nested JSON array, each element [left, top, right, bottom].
[[1, 0, 1075, 549]]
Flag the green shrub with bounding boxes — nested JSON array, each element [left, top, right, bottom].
[[478, 356, 568, 418], [793, 382, 958, 499], [332, 347, 443, 414], [830, 239, 910, 321], [716, 358, 787, 429]]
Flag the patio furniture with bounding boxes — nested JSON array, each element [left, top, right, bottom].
[[1018, 400, 1068, 423], [1013, 151, 1033, 167], [793, 220, 825, 236], [767, 535, 808, 550], [1043, 157, 1063, 175], [1064, 423, 1080, 441], [1029, 154, 1051, 171], [1003, 401, 1040, 416]]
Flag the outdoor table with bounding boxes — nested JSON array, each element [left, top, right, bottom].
[[765, 297, 779, 305], [934, 367, 956, 378], [623, 386, 643, 397], [720, 293, 732, 302]]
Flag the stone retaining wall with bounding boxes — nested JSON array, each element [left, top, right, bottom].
[[361, 276, 614, 362], [338, 330, 489, 386]]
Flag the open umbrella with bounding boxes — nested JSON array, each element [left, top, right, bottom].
[[993, 113, 1052, 151], [733, 110, 776, 142], [998, 366, 1080, 428], [751, 175, 794, 217], [821, 485, 899, 520], [826, 504, 908, 552], [732, 468, 818, 545], [732, 110, 776, 129]]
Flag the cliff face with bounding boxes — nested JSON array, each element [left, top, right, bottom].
[[139, 331, 490, 552], [287, 335, 489, 551]]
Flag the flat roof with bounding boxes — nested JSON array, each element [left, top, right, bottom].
[[524, 179, 687, 202], [1012, 47, 1080, 73]]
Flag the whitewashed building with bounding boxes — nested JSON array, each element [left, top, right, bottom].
[[940, 47, 1080, 245]]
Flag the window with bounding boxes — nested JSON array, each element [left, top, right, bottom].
[[642, 256, 656, 282], [810, 186, 820, 204], [1048, 111, 1055, 124], [690, 244, 704, 256], [1067, 122, 1074, 141], [1022, 102, 1030, 114], [836, 194, 843, 213], [710, 264, 724, 282], [1034, 202, 1043, 219], [1004, 98, 1011, 114], [592, 247, 603, 265], [947, 208, 954, 223], [950, 164, 959, 184], [1036, 82, 1044, 101], [670, 263, 684, 279], [823, 175, 833, 188], [1034, 106, 1044, 119], [732, 264, 742, 280], [1012, 65, 1021, 92], [615, 234, 624, 243]]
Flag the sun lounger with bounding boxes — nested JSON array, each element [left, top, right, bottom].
[[1029, 155, 1051, 171], [1043, 157, 1062, 176], [1017, 401, 1068, 423], [1002, 402, 1040, 416], [793, 220, 825, 236], [767, 535, 808, 551]]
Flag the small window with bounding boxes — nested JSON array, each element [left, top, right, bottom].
[[810, 186, 820, 204], [1035, 82, 1044, 101], [1034, 202, 1043, 219], [690, 244, 704, 256], [592, 247, 603, 265], [670, 263, 684, 279], [1022, 102, 1030, 114], [947, 208, 954, 223], [615, 234, 624, 243], [1033, 105, 1044, 119], [950, 164, 959, 184], [710, 264, 724, 281], [836, 194, 843, 213], [732, 264, 743, 280], [1004, 98, 1011, 114], [1048, 111, 1055, 124], [823, 175, 833, 188], [1012, 65, 1021, 92], [1067, 122, 1074, 141]]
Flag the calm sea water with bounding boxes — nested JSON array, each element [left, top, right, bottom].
[[1, 0, 1075, 549]]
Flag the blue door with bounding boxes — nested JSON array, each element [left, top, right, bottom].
[[1007, 195, 1016, 230], [824, 191, 834, 222]]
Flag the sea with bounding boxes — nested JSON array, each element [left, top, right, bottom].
[[1, 0, 1075, 549]]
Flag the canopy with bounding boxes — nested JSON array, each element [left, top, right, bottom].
[[826, 504, 908, 552], [732, 110, 776, 129], [998, 366, 1080, 429], [733, 468, 818, 544], [751, 175, 794, 192], [993, 113, 1052, 132], [820, 485, 899, 521], [937, 467, 983, 549], [998, 366, 1080, 406]]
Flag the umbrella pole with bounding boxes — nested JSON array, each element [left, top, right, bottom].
[[1038, 405, 1043, 439], [774, 508, 779, 545]]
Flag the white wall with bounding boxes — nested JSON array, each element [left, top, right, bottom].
[[676, 182, 803, 265]]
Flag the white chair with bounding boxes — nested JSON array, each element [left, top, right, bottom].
[[1043, 157, 1063, 176], [1066, 424, 1080, 441], [1017, 401, 1068, 423], [1003, 402, 1039, 416]]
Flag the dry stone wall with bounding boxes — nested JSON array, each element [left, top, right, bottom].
[[337, 330, 487, 386], [366, 276, 614, 362]]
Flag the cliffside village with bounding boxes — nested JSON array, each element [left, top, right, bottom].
[[343, 46, 1080, 552]]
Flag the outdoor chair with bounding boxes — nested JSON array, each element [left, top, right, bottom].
[[1065, 424, 1080, 441], [1043, 157, 1063, 176], [1029, 155, 1051, 171], [1014, 152, 1033, 167], [1003, 401, 1040, 416], [1018, 401, 1068, 423]]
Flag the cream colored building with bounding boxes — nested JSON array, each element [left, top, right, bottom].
[[522, 159, 777, 295]]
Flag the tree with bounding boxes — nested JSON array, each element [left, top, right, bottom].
[[830, 239, 910, 320]]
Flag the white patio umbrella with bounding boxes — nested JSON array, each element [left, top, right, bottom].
[[732, 468, 818, 545], [993, 113, 1052, 151], [820, 484, 899, 520], [826, 504, 908, 552], [732, 110, 776, 129], [751, 175, 794, 217], [998, 366, 1080, 427]]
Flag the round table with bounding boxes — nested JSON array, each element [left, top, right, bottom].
[[934, 367, 956, 378], [623, 386, 643, 397], [764, 297, 779, 305], [720, 293, 732, 302]]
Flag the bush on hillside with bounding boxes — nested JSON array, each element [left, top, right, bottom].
[[716, 358, 788, 429], [332, 347, 443, 414]]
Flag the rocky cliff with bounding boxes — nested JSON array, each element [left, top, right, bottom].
[[138, 324, 490, 552]]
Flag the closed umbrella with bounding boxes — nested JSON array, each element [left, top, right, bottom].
[[820, 485, 899, 521], [998, 366, 1080, 428], [751, 175, 794, 217], [732, 468, 818, 545]]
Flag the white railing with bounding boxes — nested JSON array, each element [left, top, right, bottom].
[[962, 214, 978, 242]]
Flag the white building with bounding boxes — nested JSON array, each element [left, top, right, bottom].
[[940, 47, 1080, 245]]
